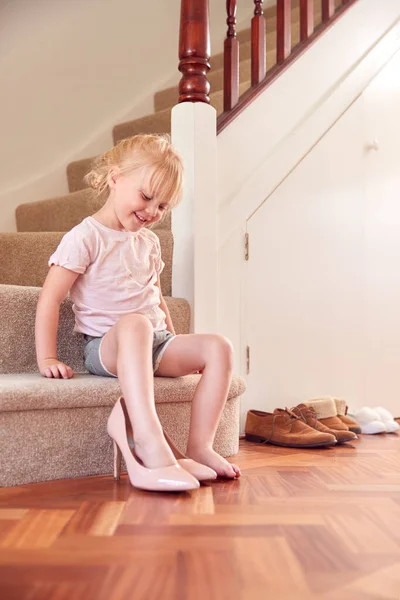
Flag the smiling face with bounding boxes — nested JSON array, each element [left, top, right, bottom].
[[107, 166, 169, 232]]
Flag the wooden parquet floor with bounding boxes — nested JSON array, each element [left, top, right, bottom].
[[0, 434, 400, 600]]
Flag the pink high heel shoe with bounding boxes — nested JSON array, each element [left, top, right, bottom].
[[163, 430, 217, 482], [107, 397, 199, 492]]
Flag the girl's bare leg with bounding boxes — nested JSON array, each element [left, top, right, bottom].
[[155, 334, 241, 479], [100, 314, 177, 469]]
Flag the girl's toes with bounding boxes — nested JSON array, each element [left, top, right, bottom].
[[223, 464, 237, 479], [231, 464, 241, 478]]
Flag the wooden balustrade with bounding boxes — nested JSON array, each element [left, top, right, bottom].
[[224, 0, 239, 111], [300, 0, 314, 41], [277, 0, 292, 64], [251, 1, 266, 86], [178, 0, 211, 104]]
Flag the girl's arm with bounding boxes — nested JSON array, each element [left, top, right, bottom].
[[36, 265, 80, 378], [156, 277, 176, 335]]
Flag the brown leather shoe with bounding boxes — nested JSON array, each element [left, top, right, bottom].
[[304, 398, 358, 435], [244, 409, 337, 448], [292, 404, 357, 444], [334, 399, 362, 434]]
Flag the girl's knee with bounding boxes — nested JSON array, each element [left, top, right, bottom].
[[209, 335, 234, 368]]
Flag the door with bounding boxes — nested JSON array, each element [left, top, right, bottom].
[[242, 99, 366, 428]]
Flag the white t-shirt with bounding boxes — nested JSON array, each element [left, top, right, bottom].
[[49, 216, 166, 336]]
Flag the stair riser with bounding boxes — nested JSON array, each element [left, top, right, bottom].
[[67, 157, 95, 193]]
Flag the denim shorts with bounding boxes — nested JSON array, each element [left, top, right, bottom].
[[83, 330, 176, 377]]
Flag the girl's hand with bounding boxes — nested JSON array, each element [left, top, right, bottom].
[[39, 358, 74, 379]]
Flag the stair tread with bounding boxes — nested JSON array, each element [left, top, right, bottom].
[[0, 372, 246, 412]]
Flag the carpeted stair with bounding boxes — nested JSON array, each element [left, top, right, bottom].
[[0, 285, 244, 487]]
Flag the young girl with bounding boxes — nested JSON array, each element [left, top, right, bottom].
[[35, 134, 241, 493]]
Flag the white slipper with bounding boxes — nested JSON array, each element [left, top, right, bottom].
[[352, 408, 386, 435], [373, 407, 400, 433]]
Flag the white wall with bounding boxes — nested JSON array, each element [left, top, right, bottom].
[[0, 0, 259, 231]]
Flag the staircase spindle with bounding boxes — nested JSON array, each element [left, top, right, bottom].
[[251, 1, 266, 86], [277, 0, 291, 64], [300, 0, 314, 41], [178, 0, 211, 104], [224, 0, 239, 111], [322, 0, 335, 22]]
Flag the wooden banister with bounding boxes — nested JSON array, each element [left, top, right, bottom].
[[251, 1, 266, 86], [178, 0, 211, 104], [277, 0, 292, 64], [224, 0, 239, 111]]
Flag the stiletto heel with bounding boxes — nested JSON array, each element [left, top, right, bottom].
[[162, 429, 217, 482], [107, 397, 199, 492], [113, 440, 122, 480]]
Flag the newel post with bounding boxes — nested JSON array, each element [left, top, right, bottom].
[[172, 1, 218, 333], [178, 0, 211, 104]]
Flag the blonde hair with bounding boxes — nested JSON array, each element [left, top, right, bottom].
[[84, 134, 184, 210]]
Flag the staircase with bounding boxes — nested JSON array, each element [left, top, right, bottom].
[[0, 0, 351, 487]]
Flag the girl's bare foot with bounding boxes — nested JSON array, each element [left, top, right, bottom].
[[186, 447, 241, 479]]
